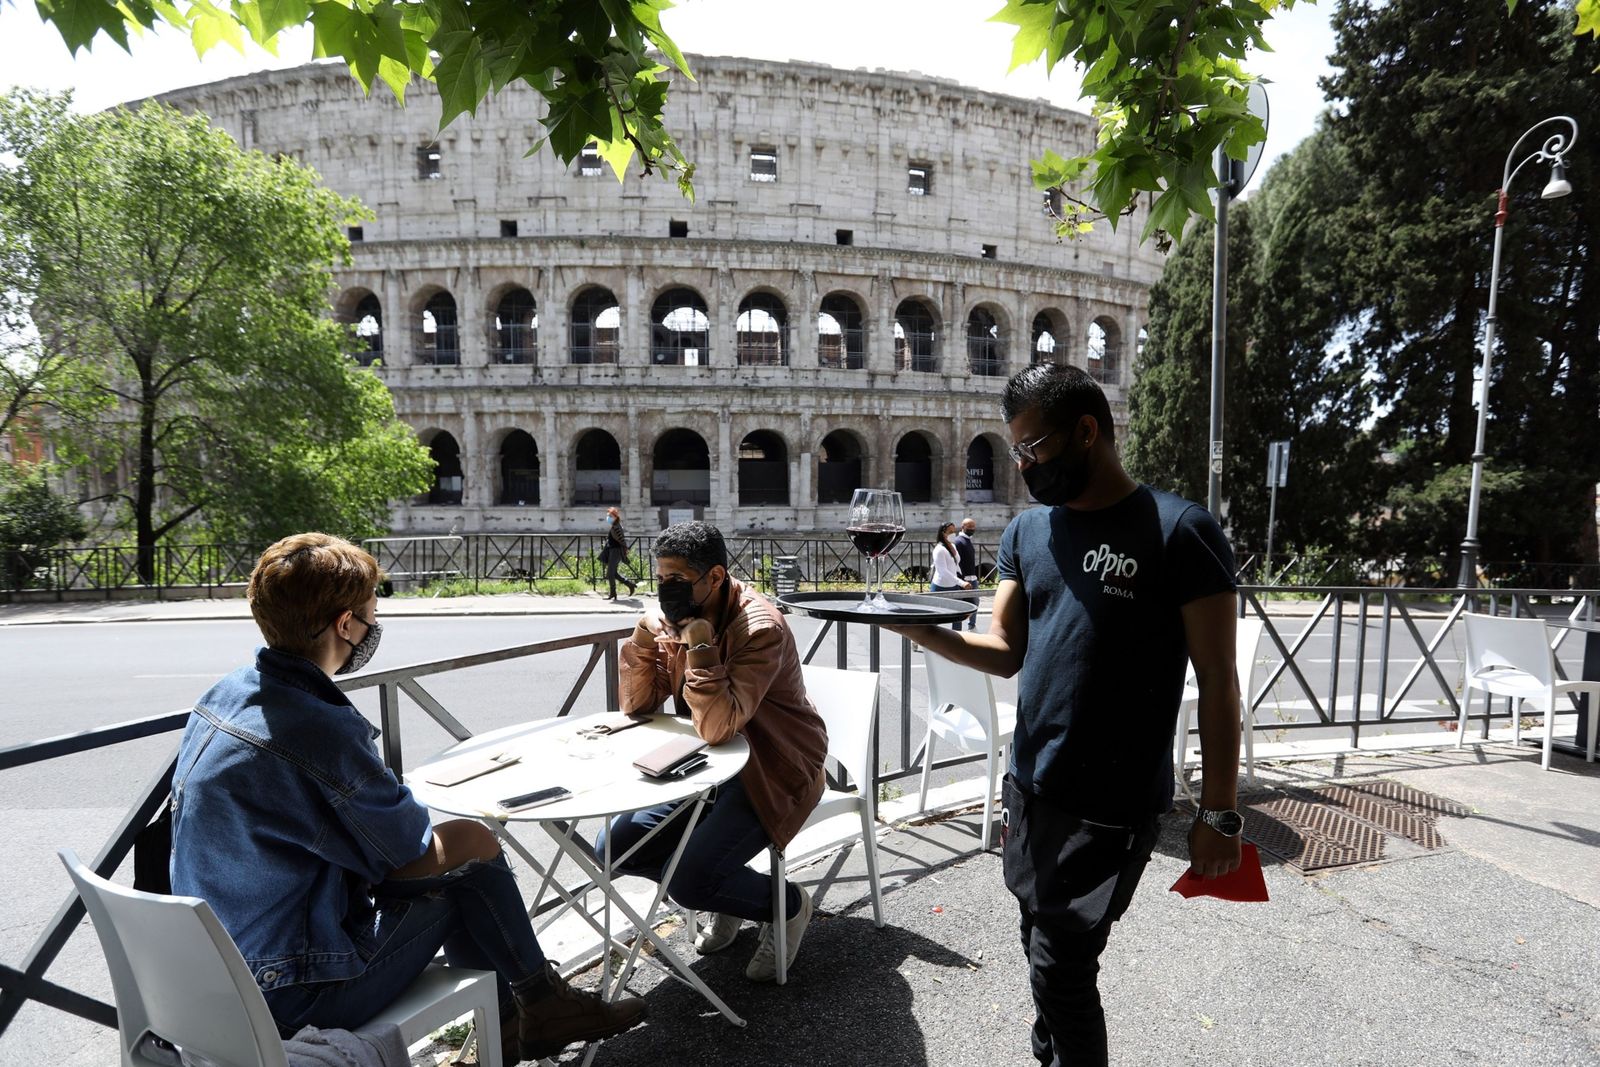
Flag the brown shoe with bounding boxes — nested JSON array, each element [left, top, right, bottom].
[[511, 962, 646, 1060]]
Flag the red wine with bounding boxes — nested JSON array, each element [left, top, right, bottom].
[[885, 528, 906, 552], [848, 524, 902, 558]]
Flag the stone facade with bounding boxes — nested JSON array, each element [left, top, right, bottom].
[[157, 56, 1163, 536]]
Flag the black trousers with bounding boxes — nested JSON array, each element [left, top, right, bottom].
[[605, 551, 632, 597], [1002, 777, 1161, 1066]]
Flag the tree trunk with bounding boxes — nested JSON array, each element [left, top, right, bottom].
[[135, 366, 157, 586]]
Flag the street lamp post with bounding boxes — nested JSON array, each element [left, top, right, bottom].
[[1456, 115, 1578, 589]]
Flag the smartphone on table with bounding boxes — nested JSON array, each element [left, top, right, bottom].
[[499, 786, 572, 812]]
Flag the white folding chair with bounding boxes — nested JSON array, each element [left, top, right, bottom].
[[763, 665, 885, 985], [1458, 613, 1600, 770], [1176, 616, 1265, 791], [59, 849, 503, 1067], [916, 650, 1018, 850]]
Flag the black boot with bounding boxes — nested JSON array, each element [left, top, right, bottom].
[[509, 962, 647, 1060]]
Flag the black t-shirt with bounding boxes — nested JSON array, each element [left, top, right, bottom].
[[996, 485, 1237, 823]]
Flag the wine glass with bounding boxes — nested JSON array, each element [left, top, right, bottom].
[[847, 488, 905, 611]]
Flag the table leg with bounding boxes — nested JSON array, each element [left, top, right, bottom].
[[542, 819, 748, 1027]]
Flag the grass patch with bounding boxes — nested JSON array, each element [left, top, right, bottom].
[[396, 577, 598, 598]]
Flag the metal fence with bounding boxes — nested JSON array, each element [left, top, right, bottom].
[[11, 534, 1595, 601]]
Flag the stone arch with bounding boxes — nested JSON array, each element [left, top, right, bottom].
[[496, 429, 540, 506], [571, 428, 621, 505], [419, 429, 463, 505], [736, 290, 788, 367], [569, 286, 620, 365], [738, 429, 789, 506], [651, 427, 712, 506], [337, 288, 383, 366], [893, 297, 940, 373], [964, 435, 998, 503], [965, 302, 1007, 377], [817, 291, 867, 370], [411, 286, 459, 366], [490, 287, 537, 365], [1087, 315, 1123, 384], [817, 429, 867, 504], [893, 430, 939, 503], [650, 287, 711, 366], [1031, 307, 1070, 365]]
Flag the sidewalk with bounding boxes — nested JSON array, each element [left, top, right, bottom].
[[566, 740, 1599, 1066]]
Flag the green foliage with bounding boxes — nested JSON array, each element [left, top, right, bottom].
[[997, 0, 1282, 245], [1128, 0, 1600, 583], [0, 467, 87, 589], [22, 0, 695, 195], [0, 91, 435, 575]]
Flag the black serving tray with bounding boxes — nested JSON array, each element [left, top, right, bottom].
[[777, 591, 977, 625]]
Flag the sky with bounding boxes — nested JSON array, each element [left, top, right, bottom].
[[0, 0, 1339, 195]]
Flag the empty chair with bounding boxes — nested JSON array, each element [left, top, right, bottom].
[[1175, 616, 1266, 791], [764, 665, 886, 985], [58, 849, 503, 1067], [1458, 613, 1600, 771], [916, 650, 1018, 850]]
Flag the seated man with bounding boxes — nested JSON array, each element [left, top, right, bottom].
[[170, 533, 645, 1063], [596, 521, 828, 981]]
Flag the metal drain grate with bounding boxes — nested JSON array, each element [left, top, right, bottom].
[[1245, 793, 1388, 871], [1179, 780, 1470, 874]]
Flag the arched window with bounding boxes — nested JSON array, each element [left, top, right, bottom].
[[419, 292, 459, 366], [736, 293, 788, 367], [652, 429, 711, 506], [966, 306, 1004, 376], [894, 432, 935, 503], [1032, 310, 1068, 365], [738, 431, 789, 506], [965, 437, 995, 503], [492, 289, 537, 365], [893, 299, 939, 372], [426, 432, 463, 505], [352, 293, 382, 366], [569, 287, 620, 365], [651, 288, 710, 366], [818, 431, 864, 504], [498, 430, 540, 506], [572, 429, 621, 505], [1087, 317, 1121, 384], [1136, 325, 1149, 363], [817, 293, 866, 370]]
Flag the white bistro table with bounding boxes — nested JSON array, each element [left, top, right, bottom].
[[407, 713, 751, 1029]]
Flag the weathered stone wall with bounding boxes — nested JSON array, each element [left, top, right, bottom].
[[157, 56, 1161, 536]]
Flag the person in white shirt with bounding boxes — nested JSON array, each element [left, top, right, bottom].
[[929, 521, 975, 631]]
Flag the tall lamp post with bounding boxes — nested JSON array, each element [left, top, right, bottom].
[[1456, 115, 1578, 589]]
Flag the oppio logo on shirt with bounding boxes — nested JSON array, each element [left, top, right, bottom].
[[1083, 544, 1139, 600]]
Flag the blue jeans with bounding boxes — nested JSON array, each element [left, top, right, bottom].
[[595, 775, 800, 924], [930, 583, 972, 630], [261, 854, 547, 1036]]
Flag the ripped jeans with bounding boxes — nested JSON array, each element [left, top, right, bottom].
[[261, 853, 547, 1036]]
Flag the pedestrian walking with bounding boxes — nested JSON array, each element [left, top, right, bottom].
[[929, 521, 975, 631], [953, 517, 980, 631], [602, 507, 637, 600]]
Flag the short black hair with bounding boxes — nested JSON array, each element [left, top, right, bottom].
[[1000, 362, 1115, 446], [653, 520, 728, 573]]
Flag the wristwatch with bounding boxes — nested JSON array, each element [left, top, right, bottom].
[[1195, 807, 1244, 837]]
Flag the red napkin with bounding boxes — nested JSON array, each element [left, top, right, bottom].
[[1169, 843, 1269, 902]]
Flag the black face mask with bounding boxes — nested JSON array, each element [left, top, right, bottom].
[[1022, 446, 1092, 507], [658, 572, 713, 625]]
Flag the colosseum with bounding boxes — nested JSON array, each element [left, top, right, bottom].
[[158, 55, 1165, 536]]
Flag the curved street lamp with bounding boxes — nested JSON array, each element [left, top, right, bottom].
[[1456, 115, 1578, 589]]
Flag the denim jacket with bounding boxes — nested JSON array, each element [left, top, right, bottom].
[[170, 647, 433, 992]]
